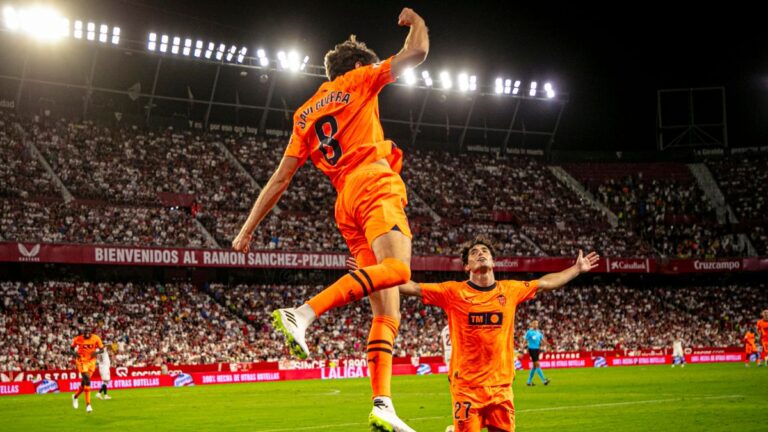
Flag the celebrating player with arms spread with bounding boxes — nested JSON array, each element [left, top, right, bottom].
[[398, 238, 599, 432]]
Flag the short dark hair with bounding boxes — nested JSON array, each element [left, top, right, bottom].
[[324, 35, 380, 81], [460, 236, 497, 265]]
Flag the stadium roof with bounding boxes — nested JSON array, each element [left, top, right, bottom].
[[5, 0, 767, 151]]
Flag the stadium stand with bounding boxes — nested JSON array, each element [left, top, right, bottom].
[[564, 162, 744, 258], [1, 115, 760, 259], [2, 279, 763, 370]]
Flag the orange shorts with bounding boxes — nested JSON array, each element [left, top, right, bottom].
[[451, 384, 515, 432], [76, 359, 96, 377], [335, 163, 412, 266]]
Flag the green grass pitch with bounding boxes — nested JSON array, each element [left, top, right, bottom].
[[1, 363, 765, 431]]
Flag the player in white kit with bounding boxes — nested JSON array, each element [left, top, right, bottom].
[[96, 347, 113, 399], [671, 336, 685, 368], [441, 325, 456, 432], [441, 325, 452, 364]]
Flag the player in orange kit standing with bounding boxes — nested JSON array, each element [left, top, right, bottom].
[[70, 327, 104, 413], [396, 237, 599, 432], [232, 7, 428, 431], [744, 328, 757, 367], [756, 310, 768, 367]]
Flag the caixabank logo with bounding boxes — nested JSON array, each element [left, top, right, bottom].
[[17, 243, 41, 262]]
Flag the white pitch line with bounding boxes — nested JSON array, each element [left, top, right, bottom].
[[254, 395, 744, 432], [309, 389, 341, 396]]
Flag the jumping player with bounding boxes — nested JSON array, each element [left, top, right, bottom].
[[233, 7, 428, 431]]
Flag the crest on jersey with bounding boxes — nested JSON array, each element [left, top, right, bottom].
[[498, 295, 506, 306]]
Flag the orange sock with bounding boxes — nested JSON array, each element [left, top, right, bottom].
[[367, 315, 399, 398], [307, 258, 410, 317], [74, 387, 83, 398], [84, 386, 91, 404]]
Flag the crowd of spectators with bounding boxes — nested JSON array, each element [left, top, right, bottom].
[[2, 279, 763, 371], [32, 120, 253, 211], [707, 155, 768, 255], [0, 199, 206, 248], [205, 283, 445, 360], [0, 111, 59, 200], [0, 281, 256, 371], [2, 115, 765, 259], [565, 163, 742, 258], [518, 281, 766, 352], [404, 150, 652, 257]]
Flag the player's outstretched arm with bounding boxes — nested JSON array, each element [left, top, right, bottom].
[[390, 7, 429, 78], [538, 250, 599, 292], [232, 156, 300, 253], [398, 281, 422, 297]]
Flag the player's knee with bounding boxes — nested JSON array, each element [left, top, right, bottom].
[[382, 257, 410, 285]]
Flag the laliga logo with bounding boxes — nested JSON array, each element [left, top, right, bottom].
[[17, 243, 41, 262]]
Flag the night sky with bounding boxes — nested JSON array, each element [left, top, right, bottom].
[[54, 1, 768, 151]]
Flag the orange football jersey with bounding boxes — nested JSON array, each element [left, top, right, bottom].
[[283, 56, 402, 190], [421, 279, 538, 388], [744, 331, 757, 352], [71, 334, 104, 361], [756, 319, 768, 342]]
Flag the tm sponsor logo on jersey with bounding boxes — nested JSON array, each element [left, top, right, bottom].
[[468, 312, 504, 326]]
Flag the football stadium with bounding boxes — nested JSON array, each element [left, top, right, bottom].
[[0, 2, 766, 431]]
